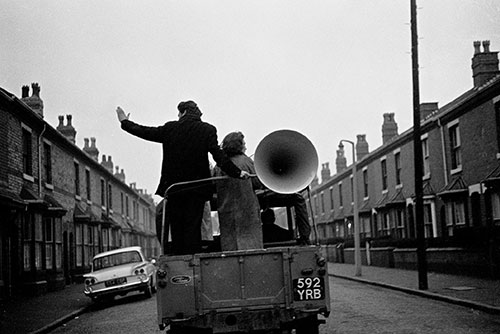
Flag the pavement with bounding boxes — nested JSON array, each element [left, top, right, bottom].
[[0, 263, 499, 334]]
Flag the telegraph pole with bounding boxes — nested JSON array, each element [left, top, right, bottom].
[[410, 0, 428, 290]]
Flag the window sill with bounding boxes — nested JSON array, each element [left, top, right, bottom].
[[23, 174, 34, 182], [423, 173, 431, 180], [44, 183, 54, 190], [395, 184, 403, 189], [75, 195, 81, 201]]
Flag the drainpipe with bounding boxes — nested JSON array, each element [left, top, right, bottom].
[[38, 124, 47, 197], [437, 118, 449, 185]]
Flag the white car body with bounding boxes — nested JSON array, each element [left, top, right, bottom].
[[83, 246, 156, 301]]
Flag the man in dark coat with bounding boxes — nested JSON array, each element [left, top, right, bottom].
[[116, 101, 249, 255]]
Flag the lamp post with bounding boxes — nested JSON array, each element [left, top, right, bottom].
[[339, 140, 362, 277]]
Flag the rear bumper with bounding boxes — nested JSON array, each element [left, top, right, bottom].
[[84, 276, 150, 299]]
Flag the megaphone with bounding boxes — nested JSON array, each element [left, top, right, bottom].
[[254, 130, 319, 194]]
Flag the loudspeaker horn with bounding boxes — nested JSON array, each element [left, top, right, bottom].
[[254, 129, 319, 194]]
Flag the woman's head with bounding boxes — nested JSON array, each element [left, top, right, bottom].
[[222, 131, 246, 157]]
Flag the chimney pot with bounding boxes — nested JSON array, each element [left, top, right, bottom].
[[90, 137, 96, 147], [21, 85, 29, 98], [84, 138, 89, 148], [483, 40, 491, 53], [474, 41, 481, 54], [102, 155, 107, 162], [58, 115, 64, 126], [66, 115, 72, 126], [31, 83, 40, 97]]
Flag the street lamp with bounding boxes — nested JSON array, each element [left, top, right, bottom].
[[339, 140, 362, 277]]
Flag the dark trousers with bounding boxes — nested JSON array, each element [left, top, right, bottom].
[[163, 195, 206, 255]]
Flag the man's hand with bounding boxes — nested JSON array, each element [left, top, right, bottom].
[[239, 171, 252, 179], [116, 106, 130, 122]]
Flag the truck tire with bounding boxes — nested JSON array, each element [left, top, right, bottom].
[[295, 315, 319, 334]]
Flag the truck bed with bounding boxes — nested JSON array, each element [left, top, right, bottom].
[[156, 246, 330, 332]]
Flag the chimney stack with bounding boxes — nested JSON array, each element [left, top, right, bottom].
[[472, 40, 499, 87], [356, 134, 369, 161], [420, 102, 439, 121], [382, 113, 398, 144], [56, 114, 77, 144], [21, 83, 44, 118], [115, 166, 126, 183], [101, 155, 114, 173], [321, 163, 331, 183], [336, 144, 347, 173], [83, 137, 99, 161]]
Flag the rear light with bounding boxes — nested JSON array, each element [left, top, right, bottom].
[[85, 278, 96, 285], [316, 256, 326, 267], [157, 269, 168, 288]]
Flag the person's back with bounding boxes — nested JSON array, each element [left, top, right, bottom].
[[117, 101, 248, 255]]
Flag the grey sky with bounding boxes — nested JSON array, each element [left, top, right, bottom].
[[2, 0, 499, 202]]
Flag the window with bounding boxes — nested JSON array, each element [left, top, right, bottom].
[[449, 123, 462, 171], [446, 200, 466, 236], [363, 168, 368, 198], [85, 169, 91, 201], [329, 187, 334, 211], [35, 215, 43, 270], [108, 183, 113, 210], [361, 215, 371, 238], [55, 218, 62, 269], [423, 203, 434, 238], [422, 137, 430, 177], [350, 176, 354, 203], [395, 209, 405, 238], [395, 152, 401, 185], [338, 183, 343, 207], [121, 192, 124, 215], [383, 212, 391, 235], [43, 142, 52, 185], [22, 127, 33, 176], [76, 224, 83, 266], [381, 158, 387, 191], [320, 192, 325, 214], [126, 195, 130, 217], [313, 195, 318, 216], [44, 217, 53, 269], [23, 213, 33, 271], [74, 162, 80, 196], [492, 191, 500, 225], [101, 179, 106, 207]]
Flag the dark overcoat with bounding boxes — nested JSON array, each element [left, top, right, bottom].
[[121, 114, 241, 198]]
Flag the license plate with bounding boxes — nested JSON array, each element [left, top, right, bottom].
[[105, 277, 127, 287], [293, 277, 325, 301]]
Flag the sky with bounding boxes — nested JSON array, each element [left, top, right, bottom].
[[2, 0, 499, 203]]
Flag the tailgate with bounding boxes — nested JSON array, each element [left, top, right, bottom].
[[198, 249, 288, 310]]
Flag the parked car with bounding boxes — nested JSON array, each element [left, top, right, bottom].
[[83, 246, 157, 302]]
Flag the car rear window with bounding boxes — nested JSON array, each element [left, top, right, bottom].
[[93, 251, 142, 270]]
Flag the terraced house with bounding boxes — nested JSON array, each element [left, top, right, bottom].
[[308, 40, 500, 278], [0, 83, 160, 299]]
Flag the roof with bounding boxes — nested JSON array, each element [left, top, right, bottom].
[[385, 188, 407, 208], [437, 176, 468, 197], [92, 246, 143, 259], [483, 163, 500, 186]]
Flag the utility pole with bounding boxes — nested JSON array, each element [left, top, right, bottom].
[[410, 0, 428, 290]]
